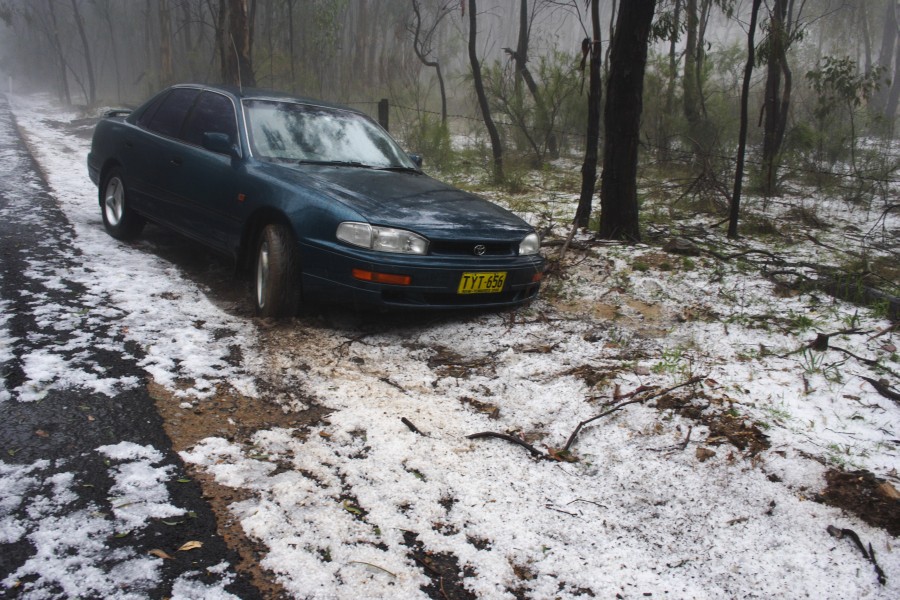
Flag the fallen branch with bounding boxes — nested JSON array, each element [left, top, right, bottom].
[[401, 417, 424, 435], [562, 377, 704, 453], [465, 431, 545, 458], [860, 376, 900, 404], [826, 525, 886, 585]]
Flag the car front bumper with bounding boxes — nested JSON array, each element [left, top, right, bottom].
[[299, 241, 544, 310]]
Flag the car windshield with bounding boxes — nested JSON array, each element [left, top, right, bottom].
[[244, 99, 415, 169]]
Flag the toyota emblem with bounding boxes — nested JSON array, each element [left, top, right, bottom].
[[473, 244, 486, 256]]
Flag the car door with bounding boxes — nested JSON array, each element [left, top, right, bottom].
[[163, 90, 245, 254], [132, 87, 202, 225]]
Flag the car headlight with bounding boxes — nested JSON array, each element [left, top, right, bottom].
[[337, 222, 429, 255], [519, 232, 541, 255]]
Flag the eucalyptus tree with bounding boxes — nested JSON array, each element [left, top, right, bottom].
[[598, 0, 656, 242]]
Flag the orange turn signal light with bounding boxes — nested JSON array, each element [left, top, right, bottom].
[[352, 269, 411, 286], [531, 271, 544, 283]]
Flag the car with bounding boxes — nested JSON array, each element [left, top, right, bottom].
[[87, 84, 545, 317]]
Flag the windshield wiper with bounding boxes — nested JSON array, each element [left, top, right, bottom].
[[297, 159, 372, 168], [376, 165, 421, 173]]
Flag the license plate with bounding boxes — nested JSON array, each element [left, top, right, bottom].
[[457, 271, 507, 294]]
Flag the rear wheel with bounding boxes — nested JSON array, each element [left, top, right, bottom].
[[254, 224, 301, 318], [100, 168, 145, 240]]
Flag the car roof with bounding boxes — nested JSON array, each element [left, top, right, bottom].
[[169, 83, 361, 114]]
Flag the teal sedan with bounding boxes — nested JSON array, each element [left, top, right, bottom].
[[88, 84, 544, 317]]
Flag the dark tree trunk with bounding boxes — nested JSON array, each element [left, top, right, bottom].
[[514, 0, 528, 92], [598, 0, 656, 242], [159, 0, 174, 87], [683, 0, 701, 129], [468, 0, 504, 183], [574, 0, 602, 228], [761, 0, 791, 196], [886, 40, 900, 128], [729, 0, 763, 239], [287, 0, 295, 89], [69, 0, 96, 105], [659, 0, 682, 161], [45, 0, 71, 105], [218, 0, 256, 87], [410, 0, 450, 125]]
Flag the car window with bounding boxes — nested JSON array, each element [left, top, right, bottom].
[[181, 91, 238, 149], [244, 99, 415, 169], [144, 88, 201, 138]]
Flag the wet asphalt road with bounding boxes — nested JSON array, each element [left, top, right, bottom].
[[0, 97, 260, 598]]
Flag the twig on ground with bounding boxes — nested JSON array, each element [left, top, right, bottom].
[[401, 417, 424, 435], [465, 431, 545, 458], [826, 525, 886, 585], [562, 377, 704, 453], [860, 376, 900, 404]]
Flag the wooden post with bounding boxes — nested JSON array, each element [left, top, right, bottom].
[[378, 98, 389, 131]]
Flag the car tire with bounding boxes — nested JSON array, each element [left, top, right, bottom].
[[100, 168, 145, 240], [254, 223, 301, 318]]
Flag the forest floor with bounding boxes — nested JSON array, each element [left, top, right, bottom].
[[4, 94, 899, 599]]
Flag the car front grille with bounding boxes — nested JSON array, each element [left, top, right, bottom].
[[428, 241, 517, 257]]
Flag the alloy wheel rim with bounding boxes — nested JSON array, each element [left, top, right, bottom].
[[256, 240, 269, 309], [105, 178, 123, 226]]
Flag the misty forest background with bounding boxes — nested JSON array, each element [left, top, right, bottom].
[[0, 0, 897, 258]]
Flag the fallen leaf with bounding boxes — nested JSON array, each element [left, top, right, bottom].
[[696, 447, 716, 462], [35, 430, 49, 438], [343, 501, 362, 516], [149, 549, 174, 560], [177, 541, 203, 552], [319, 431, 332, 438], [882, 343, 897, 353], [877, 482, 900, 500]]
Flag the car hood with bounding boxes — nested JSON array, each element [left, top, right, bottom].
[[298, 166, 533, 240]]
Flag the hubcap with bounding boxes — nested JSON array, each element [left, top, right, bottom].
[[256, 240, 269, 309], [104, 177, 124, 226]]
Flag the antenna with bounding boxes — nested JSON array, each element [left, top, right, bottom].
[[229, 34, 242, 93]]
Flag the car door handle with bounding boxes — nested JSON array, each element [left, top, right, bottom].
[[170, 157, 183, 167]]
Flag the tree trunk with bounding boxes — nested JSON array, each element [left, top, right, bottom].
[[69, 0, 96, 105], [287, 0, 295, 90], [468, 0, 504, 183], [159, 0, 174, 87], [659, 0, 681, 161], [514, 0, 528, 92], [729, 0, 763, 239], [219, 0, 256, 87], [874, 1, 898, 113], [574, 0, 602, 228], [46, 0, 71, 105], [410, 0, 449, 125], [885, 40, 900, 128], [761, 0, 791, 196], [598, 0, 656, 242]]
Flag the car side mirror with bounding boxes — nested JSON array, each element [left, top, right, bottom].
[[408, 153, 423, 168], [202, 132, 239, 158]]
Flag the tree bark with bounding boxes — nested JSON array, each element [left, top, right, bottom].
[[69, 0, 96, 105], [468, 0, 504, 183], [761, 0, 791, 196], [874, 1, 898, 114], [45, 0, 71, 105], [574, 0, 602, 228], [410, 0, 450, 125], [729, 0, 763, 239], [218, 0, 256, 87], [159, 0, 174, 87], [598, 0, 656, 242]]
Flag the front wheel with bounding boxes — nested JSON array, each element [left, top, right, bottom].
[[100, 168, 145, 240], [254, 224, 301, 318]]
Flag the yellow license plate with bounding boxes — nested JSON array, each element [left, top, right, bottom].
[[457, 271, 507, 294]]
